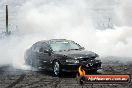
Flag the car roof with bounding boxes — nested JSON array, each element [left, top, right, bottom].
[[36, 39, 71, 44], [49, 39, 69, 42]]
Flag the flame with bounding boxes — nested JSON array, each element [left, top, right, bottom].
[[78, 66, 86, 76]]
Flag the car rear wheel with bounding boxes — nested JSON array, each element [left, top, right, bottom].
[[53, 61, 61, 76]]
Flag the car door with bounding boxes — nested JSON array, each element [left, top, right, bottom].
[[37, 43, 52, 69], [31, 43, 41, 68]]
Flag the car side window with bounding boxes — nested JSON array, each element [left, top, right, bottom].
[[32, 42, 51, 53], [38, 43, 48, 53], [31, 42, 41, 52], [42, 43, 50, 51], [35, 44, 44, 53], [39, 47, 43, 53]]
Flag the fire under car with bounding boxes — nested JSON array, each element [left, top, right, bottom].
[[24, 39, 102, 76]]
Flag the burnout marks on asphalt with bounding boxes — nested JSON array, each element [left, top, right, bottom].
[[0, 62, 132, 88]]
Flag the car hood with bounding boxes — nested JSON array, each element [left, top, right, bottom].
[[54, 50, 98, 59]]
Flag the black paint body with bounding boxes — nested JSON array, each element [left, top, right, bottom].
[[25, 39, 102, 72]]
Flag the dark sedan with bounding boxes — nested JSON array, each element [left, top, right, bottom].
[[24, 39, 101, 76]]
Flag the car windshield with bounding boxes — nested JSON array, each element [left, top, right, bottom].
[[50, 41, 82, 52]]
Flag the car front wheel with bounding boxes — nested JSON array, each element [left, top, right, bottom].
[[53, 61, 61, 76]]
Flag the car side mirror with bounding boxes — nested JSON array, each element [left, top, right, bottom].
[[44, 50, 49, 53], [39, 48, 43, 53], [44, 49, 51, 56]]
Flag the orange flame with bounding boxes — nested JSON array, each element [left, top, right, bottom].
[[78, 66, 86, 76]]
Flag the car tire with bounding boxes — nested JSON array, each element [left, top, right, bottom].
[[53, 61, 61, 76]]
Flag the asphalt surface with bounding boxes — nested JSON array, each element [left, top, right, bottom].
[[0, 58, 132, 88]]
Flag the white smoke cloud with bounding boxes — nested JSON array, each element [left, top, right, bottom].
[[0, 0, 132, 68], [115, 0, 132, 26]]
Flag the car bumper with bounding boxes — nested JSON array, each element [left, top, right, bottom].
[[61, 61, 102, 72]]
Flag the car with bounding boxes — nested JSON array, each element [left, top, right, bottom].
[[24, 39, 102, 76]]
